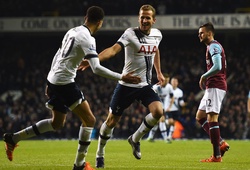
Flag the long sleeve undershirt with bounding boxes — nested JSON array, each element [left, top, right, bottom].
[[88, 57, 122, 80], [202, 43, 222, 79]]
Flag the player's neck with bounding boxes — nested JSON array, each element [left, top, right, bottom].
[[206, 38, 215, 46], [83, 23, 97, 35], [138, 27, 150, 35]]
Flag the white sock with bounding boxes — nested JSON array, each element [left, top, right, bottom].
[[168, 125, 174, 139], [13, 119, 54, 143], [96, 121, 113, 158], [74, 126, 93, 166], [159, 122, 168, 140], [148, 124, 158, 139], [132, 113, 158, 143]]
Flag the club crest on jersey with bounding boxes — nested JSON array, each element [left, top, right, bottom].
[[88, 44, 96, 51], [138, 45, 157, 54], [121, 34, 128, 40], [213, 47, 220, 54]]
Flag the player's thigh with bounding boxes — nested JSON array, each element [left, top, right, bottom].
[[148, 101, 163, 119], [51, 110, 67, 130], [207, 112, 219, 122], [140, 85, 163, 117], [72, 100, 96, 127], [196, 109, 206, 120], [110, 84, 136, 116], [46, 82, 85, 113]]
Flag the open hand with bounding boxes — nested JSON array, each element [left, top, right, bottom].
[[156, 73, 165, 86], [121, 72, 141, 84], [199, 76, 206, 90], [78, 60, 90, 71]]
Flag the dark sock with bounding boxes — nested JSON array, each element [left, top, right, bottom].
[[198, 118, 224, 144], [209, 122, 221, 158], [198, 118, 210, 136]]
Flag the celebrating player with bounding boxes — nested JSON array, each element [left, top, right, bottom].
[[94, 4, 165, 168]]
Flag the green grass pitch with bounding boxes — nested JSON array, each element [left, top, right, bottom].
[[0, 139, 249, 170]]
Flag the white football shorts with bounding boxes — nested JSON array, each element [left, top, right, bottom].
[[198, 88, 226, 114]]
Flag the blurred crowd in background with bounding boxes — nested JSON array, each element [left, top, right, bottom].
[[0, 0, 250, 140], [0, 32, 249, 140]]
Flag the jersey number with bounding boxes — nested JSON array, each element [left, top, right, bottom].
[[61, 35, 75, 58], [206, 99, 212, 107]]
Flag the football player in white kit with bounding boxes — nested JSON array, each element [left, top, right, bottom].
[[3, 6, 140, 170], [147, 74, 174, 142], [165, 77, 186, 143], [94, 4, 165, 168]]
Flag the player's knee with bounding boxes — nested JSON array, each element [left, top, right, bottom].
[[151, 112, 163, 120], [106, 114, 120, 128], [155, 108, 164, 119], [149, 102, 163, 119], [82, 114, 96, 127], [169, 119, 174, 125], [160, 116, 165, 122]]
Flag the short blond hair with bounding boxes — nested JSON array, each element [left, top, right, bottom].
[[139, 4, 156, 18]]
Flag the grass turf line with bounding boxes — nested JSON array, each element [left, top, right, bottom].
[[0, 139, 248, 170]]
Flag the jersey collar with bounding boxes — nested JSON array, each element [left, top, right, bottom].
[[82, 25, 91, 35]]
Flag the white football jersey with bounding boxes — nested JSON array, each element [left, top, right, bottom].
[[47, 25, 98, 85], [170, 87, 184, 111], [117, 27, 162, 88], [153, 83, 174, 110]]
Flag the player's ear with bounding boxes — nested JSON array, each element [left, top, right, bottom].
[[208, 30, 214, 36], [96, 20, 103, 29], [152, 18, 156, 24]]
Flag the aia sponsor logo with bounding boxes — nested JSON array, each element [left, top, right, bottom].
[[138, 45, 157, 54]]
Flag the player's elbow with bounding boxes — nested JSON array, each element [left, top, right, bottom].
[[213, 64, 221, 73]]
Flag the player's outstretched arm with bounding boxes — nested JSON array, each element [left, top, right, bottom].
[[98, 43, 122, 61], [78, 43, 122, 71], [88, 57, 141, 84]]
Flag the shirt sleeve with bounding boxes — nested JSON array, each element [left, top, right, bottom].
[[80, 34, 98, 56], [88, 57, 122, 80], [117, 28, 132, 47], [202, 43, 222, 78], [209, 43, 222, 57], [202, 54, 222, 78]]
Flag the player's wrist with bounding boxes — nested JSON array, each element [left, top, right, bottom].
[[119, 74, 124, 80]]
